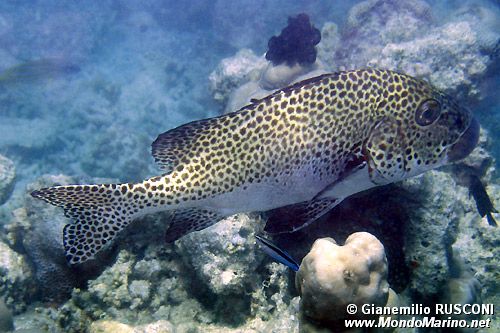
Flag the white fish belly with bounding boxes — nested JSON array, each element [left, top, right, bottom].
[[202, 169, 338, 215]]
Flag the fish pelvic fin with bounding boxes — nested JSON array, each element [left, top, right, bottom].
[[264, 197, 342, 234], [31, 183, 142, 265]]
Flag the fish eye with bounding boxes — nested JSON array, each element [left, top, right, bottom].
[[416, 99, 441, 126]]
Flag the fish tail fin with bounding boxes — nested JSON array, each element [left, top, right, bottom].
[[31, 183, 142, 265]]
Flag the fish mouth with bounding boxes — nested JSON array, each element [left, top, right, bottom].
[[447, 117, 480, 162]]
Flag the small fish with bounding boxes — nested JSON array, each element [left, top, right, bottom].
[[32, 69, 479, 265], [451, 165, 497, 227], [0, 58, 80, 85], [255, 234, 299, 271], [468, 175, 498, 226]]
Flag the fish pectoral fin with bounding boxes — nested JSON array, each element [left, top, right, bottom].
[[264, 197, 342, 234], [165, 208, 225, 242]]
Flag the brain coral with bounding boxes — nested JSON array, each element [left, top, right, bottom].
[[296, 233, 389, 330]]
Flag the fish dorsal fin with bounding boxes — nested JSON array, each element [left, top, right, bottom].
[[152, 112, 243, 172], [164, 208, 226, 242], [264, 197, 342, 234], [151, 73, 337, 173], [152, 118, 208, 173], [151, 110, 252, 173]]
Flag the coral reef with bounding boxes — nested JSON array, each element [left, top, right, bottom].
[[209, 17, 327, 112], [5, 191, 301, 332], [209, 11, 329, 112], [1, 176, 311, 332], [4, 144, 499, 332], [335, 0, 432, 69], [12, 307, 63, 332], [315, 22, 340, 71], [0, 240, 35, 313], [368, 21, 490, 99], [398, 126, 498, 304], [90, 319, 174, 333], [441, 256, 483, 331], [176, 214, 264, 297], [400, 168, 498, 327], [452, 181, 499, 325], [296, 233, 388, 331], [210, 52, 326, 114], [399, 171, 465, 296], [315, 0, 499, 101], [259, 62, 314, 91], [43, 236, 207, 331], [6, 175, 109, 304], [0, 154, 15, 205], [208, 49, 266, 106]]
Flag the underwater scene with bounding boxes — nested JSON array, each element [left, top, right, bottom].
[[0, 0, 499, 332]]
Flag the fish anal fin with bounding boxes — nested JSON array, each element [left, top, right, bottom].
[[165, 208, 225, 242], [264, 197, 342, 234]]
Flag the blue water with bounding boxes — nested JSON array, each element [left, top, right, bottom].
[[0, 0, 498, 332]]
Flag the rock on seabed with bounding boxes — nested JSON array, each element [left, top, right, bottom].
[[0, 154, 15, 205]]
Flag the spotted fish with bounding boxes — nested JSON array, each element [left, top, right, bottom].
[[32, 69, 479, 265]]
